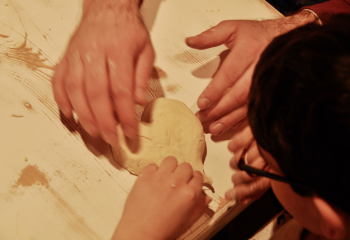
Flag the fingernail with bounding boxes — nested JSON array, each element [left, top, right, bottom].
[[84, 122, 98, 136], [225, 189, 236, 201], [61, 106, 71, 118], [186, 38, 194, 44], [196, 113, 208, 123], [102, 131, 118, 145], [122, 125, 137, 139], [211, 123, 224, 135], [205, 195, 212, 205], [198, 98, 210, 109], [135, 89, 148, 106]]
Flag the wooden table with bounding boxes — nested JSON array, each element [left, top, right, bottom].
[[0, 0, 280, 239]]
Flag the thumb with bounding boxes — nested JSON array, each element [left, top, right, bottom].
[[186, 21, 237, 50]]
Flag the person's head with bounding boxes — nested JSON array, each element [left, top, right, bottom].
[[249, 14, 350, 239]]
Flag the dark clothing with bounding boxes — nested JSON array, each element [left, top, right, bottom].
[[303, 0, 350, 22], [267, 0, 349, 15]]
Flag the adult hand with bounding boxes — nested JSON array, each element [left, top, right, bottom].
[[112, 156, 211, 240], [186, 10, 317, 136], [225, 124, 271, 204], [52, 0, 155, 145]]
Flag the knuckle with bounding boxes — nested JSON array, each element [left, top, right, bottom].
[[153, 173, 164, 183], [222, 71, 236, 85], [207, 110, 221, 122], [141, 163, 158, 174], [232, 88, 248, 107], [181, 187, 197, 201]]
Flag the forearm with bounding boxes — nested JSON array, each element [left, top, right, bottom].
[[82, 0, 141, 19], [265, 10, 319, 39]]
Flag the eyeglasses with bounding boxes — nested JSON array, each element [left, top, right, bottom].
[[238, 138, 313, 196]]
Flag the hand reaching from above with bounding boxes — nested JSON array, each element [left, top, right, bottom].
[[52, 0, 155, 145], [186, 10, 317, 136], [112, 156, 211, 240], [225, 124, 271, 204]]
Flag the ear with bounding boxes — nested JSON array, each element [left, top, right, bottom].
[[313, 196, 346, 239]]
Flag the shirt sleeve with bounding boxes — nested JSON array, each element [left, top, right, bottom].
[[301, 0, 350, 23]]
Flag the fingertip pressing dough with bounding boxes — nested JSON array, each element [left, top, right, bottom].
[[111, 98, 212, 184]]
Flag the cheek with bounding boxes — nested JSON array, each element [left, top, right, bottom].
[[271, 181, 322, 235]]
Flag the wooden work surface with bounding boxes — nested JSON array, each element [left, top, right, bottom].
[[0, 0, 280, 239]]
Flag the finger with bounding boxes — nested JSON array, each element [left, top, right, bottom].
[[83, 52, 119, 145], [140, 163, 158, 176], [230, 141, 264, 170], [158, 156, 178, 173], [173, 162, 193, 183], [65, 51, 99, 136], [196, 49, 258, 111], [134, 41, 155, 106], [186, 21, 237, 50], [108, 49, 138, 139], [52, 58, 73, 118], [245, 141, 263, 165], [196, 66, 252, 124], [188, 171, 204, 190], [231, 171, 257, 185], [208, 109, 247, 136], [225, 177, 271, 201], [228, 125, 254, 153]]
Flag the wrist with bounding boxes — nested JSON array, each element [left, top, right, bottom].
[[112, 225, 163, 240]]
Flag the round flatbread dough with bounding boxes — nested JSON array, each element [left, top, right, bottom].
[[111, 98, 212, 184]]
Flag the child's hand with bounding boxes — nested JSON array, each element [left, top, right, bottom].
[[226, 125, 271, 204], [112, 156, 211, 240]]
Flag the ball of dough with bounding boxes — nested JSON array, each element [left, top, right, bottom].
[[111, 98, 212, 184]]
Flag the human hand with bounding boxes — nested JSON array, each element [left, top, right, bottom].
[[52, 0, 155, 145], [186, 10, 317, 136], [112, 156, 211, 240], [225, 124, 271, 204]]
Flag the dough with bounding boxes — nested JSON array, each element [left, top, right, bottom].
[[112, 98, 212, 184]]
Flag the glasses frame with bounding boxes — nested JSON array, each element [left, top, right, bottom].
[[238, 138, 306, 190]]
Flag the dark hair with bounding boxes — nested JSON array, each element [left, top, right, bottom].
[[249, 14, 350, 214]]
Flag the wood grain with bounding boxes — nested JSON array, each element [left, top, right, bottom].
[[0, 0, 280, 239]]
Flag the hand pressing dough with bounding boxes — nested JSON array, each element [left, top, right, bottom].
[[112, 98, 212, 184]]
